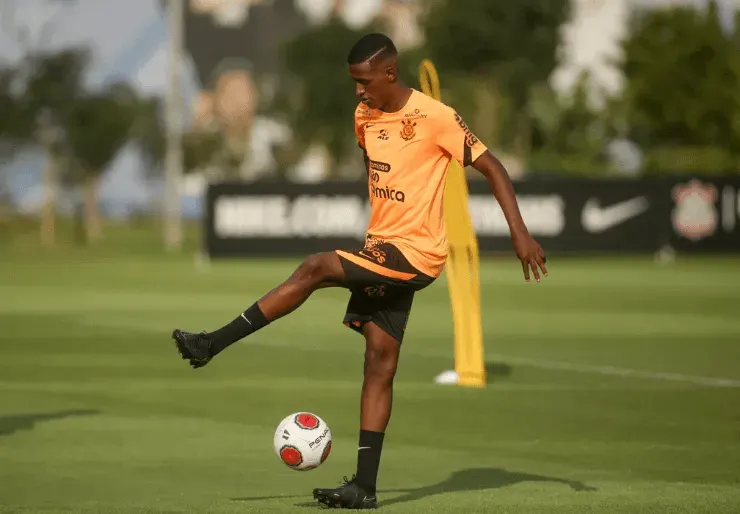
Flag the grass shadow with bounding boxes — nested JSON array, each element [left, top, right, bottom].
[[486, 361, 514, 382], [231, 467, 596, 509], [378, 466, 596, 508], [0, 409, 100, 437]]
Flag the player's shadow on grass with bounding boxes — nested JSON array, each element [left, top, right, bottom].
[[0, 409, 99, 437], [232, 467, 595, 509], [376, 467, 596, 508]]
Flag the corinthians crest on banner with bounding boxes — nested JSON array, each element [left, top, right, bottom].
[[671, 179, 719, 242]]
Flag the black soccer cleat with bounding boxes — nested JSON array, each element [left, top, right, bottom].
[[171, 329, 213, 369], [313, 475, 378, 509]]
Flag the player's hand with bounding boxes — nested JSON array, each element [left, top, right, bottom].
[[512, 231, 548, 283]]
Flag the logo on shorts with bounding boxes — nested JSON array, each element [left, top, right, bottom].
[[359, 247, 387, 264], [364, 285, 386, 297], [400, 119, 416, 141]]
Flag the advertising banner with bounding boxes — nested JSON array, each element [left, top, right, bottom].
[[204, 177, 740, 257]]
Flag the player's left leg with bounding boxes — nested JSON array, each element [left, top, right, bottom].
[[172, 251, 347, 368]]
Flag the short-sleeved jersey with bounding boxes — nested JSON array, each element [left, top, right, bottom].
[[354, 88, 488, 278]]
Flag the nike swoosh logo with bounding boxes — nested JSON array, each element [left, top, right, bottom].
[[358, 446, 371, 450], [581, 196, 649, 233]]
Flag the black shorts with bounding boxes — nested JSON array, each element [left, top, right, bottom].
[[335, 242, 436, 343]]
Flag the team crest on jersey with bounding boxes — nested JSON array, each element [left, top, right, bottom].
[[400, 119, 416, 141], [454, 112, 479, 147]]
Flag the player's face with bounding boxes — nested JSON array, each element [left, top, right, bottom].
[[349, 61, 392, 110]]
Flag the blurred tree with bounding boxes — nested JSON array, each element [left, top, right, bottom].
[[617, 0, 740, 174], [527, 72, 611, 174], [269, 16, 376, 177], [420, 0, 572, 157], [129, 96, 166, 177], [22, 47, 90, 246], [0, 66, 25, 212], [0, 0, 82, 239], [182, 130, 222, 176], [65, 83, 137, 242]]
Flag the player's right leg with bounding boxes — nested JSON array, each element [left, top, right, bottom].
[[172, 251, 347, 368]]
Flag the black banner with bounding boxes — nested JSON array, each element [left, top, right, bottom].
[[204, 177, 740, 257]]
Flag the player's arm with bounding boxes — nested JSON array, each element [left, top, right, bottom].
[[471, 151, 527, 239], [354, 109, 370, 176], [435, 108, 547, 282], [360, 145, 370, 175], [471, 151, 548, 282]]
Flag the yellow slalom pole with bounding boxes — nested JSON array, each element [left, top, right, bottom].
[[419, 59, 486, 388]]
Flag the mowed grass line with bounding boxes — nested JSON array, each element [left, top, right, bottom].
[[1, 254, 739, 513]]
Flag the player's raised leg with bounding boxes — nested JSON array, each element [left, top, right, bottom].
[[313, 321, 401, 509], [172, 251, 346, 368]]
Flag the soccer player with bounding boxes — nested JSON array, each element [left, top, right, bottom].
[[172, 33, 548, 509]]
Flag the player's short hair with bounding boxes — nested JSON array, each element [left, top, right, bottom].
[[347, 33, 397, 65]]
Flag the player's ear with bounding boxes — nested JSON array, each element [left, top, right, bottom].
[[385, 65, 397, 83]]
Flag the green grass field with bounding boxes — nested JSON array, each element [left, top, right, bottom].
[[1, 244, 739, 512]]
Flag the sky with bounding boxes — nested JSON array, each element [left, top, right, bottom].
[[0, 0, 737, 217]]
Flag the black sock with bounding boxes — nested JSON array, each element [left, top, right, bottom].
[[208, 303, 269, 356], [355, 430, 384, 495]]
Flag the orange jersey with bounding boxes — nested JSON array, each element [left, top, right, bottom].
[[354, 88, 487, 278]]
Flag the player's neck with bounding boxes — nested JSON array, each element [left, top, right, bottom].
[[379, 84, 413, 114]]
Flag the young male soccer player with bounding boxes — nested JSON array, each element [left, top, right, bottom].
[[172, 33, 548, 509]]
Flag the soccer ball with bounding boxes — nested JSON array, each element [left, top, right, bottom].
[[273, 412, 332, 471]]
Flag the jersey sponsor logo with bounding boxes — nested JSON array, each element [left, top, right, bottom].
[[454, 112, 479, 147], [377, 129, 389, 140], [364, 235, 386, 248], [405, 108, 427, 119], [370, 184, 406, 203], [369, 160, 391, 172], [400, 119, 416, 141]]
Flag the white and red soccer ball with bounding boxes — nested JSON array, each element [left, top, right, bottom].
[[273, 412, 332, 470]]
